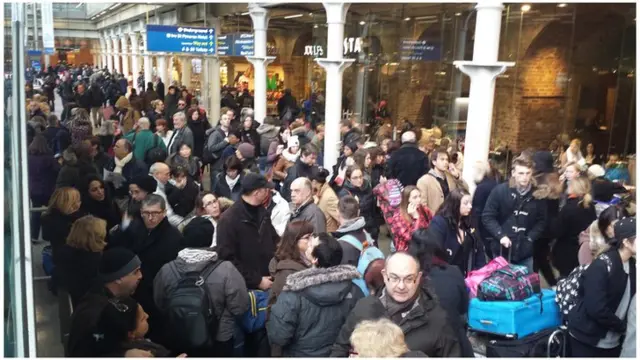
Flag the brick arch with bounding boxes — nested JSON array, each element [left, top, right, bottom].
[[291, 31, 314, 57]]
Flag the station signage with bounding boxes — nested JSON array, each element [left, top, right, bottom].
[[146, 25, 216, 54], [302, 37, 363, 58], [400, 39, 441, 61], [216, 33, 258, 56]]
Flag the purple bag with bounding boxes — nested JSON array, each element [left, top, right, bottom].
[[477, 264, 541, 301]]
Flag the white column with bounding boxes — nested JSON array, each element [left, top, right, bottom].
[[106, 35, 113, 71], [316, 2, 355, 175], [92, 51, 98, 67], [157, 56, 167, 87], [141, 30, 153, 87], [455, 2, 514, 194], [247, 4, 276, 124], [181, 57, 192, 88], [130, 32, 140, 83], [120, 35, 129, 77], [206, 17, 222, 125], [112, 35, 121, 74], [100, 37, 107, 69]]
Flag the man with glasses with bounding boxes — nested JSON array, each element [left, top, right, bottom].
[[331, 252, 461, 357]]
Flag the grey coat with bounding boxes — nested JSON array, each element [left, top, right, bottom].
[[153, 250, 248, 342], [266, 265, 363, 357], [205, 126, 230, 171], [168, 126, 195, 156], [290, 200, 327, 233]]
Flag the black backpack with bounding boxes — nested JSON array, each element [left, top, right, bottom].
[[164, 261, 222, 352]]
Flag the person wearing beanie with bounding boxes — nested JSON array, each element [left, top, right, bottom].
[[236, 142, 259, 174], [121, 174, 157, 227], [153, 219, 248, 356], [66, 248, 143, 357], [272, 135, 301, 182], [567, 217, 636, 357]]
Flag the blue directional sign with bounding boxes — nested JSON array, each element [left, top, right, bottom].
[[400, 39, 441, 61], [217, 34, 233, 56], [233, 33, 254, 56], [146, 24, 216, 54]]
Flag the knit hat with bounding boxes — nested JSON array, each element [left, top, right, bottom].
[[98, 248, 141, 283], [588, 164, 606, 178], [183, 217, 215, 248], [533, 151, 555, 174], [129, 174, 157, 194], [287, 135, 300, 149], [238, 143, 256, 160], [614, 217, 636, 242]]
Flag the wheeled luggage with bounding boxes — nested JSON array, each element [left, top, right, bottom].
[[468, 289, 561, 339], [485, 326, 567, 357]]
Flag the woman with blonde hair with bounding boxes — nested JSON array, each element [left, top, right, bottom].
[[561, 138, 585, 169], [552, 176, 597, 277], [56, 215, 107, 305], [41, 187, 85, 261], [349, 318, 425, 357]]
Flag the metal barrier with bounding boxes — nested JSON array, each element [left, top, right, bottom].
[[30, 206, 51, 282]]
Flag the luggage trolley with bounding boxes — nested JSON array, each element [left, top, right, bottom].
[[546, 325, 568, 358]]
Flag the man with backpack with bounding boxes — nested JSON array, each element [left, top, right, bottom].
[[153, 218, 248, 357], [334, 196, 381, 268], [124, 118, 167, 166]]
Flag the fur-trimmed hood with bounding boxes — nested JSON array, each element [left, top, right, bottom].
[[283, 265, 361, 306]]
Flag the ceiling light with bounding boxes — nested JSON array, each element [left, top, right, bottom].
[[557, 3, 567, 7], [314, 24, 318, 28], [241, 12, 250, 15], [404, 17, 411, 21], [75, 2, 83, 8], [415, 15, 437, 20], [309, 12, 313, 16], [521, 4, 531, 12], [359, 20, 366, 25], [455, 12, 462, 16], [284, 14, 303, 19]]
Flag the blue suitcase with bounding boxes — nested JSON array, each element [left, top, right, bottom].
[[468, 289, 561, 339]]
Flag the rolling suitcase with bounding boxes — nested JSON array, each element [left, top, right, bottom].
[[468, 289, 561, 339], [485, 326, 567, 358]]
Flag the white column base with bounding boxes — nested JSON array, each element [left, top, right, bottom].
[[247, 56, 276, 124], [454, 60, 514, 194], [315, 58, 355, 175]]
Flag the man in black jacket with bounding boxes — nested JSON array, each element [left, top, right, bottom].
[[281, 143, 320, 201], [330, 252, 461, 357], [216, 173, 279, 291], [482, 156, 547, 272], [88, 81, 105, 129], [386, 131, 430, 187], [75, 83, 92, 112]]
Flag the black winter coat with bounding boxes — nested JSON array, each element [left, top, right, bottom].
[[568, 249, 636, 346], [55, 245, 101, 306], [282, 159, 320, 201], [187, 118, 211, 160], [481, 182, 547, 262], [267, 265, 363, 357], [212, 173, 243, 202], [330, 286, 461, 357], [471, 176, 499, 243], [551, 197, 596, 276], [240, 128, 261, 158], [386, 143, 430, 187], [41, 209, 85, 262], [338, 180, 379, 240], [216, 199, 280, 289], [165, 178, 200, 217]]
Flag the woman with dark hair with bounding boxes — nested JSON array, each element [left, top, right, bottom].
[[567, 217, 636, 357], [186, 107, 210, 161], [368, 147, 386, 189], [56, 143, 99, 189], [240, 115, 261, 158], [579, 205, 625, 266], [408, 229, 474, 358], [352, 149, 372, 184], [423, 188, 486, 276], [268, 220, 315, 309], [165, 142, 201, 183], [179, 191, 233, 248], [338, 166, 379, 241], [165, 166, 200, 218], [79, 175, 122, 232], [28, 134, 60, 241], [212, 155, 244, 202], [310, 168, 340, 233]]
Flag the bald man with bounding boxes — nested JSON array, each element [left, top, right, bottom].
[[386, 130, 430, 187], [289, 177, 326, 233], [331, 252, 461, 357], [149, 162, 184, 227]]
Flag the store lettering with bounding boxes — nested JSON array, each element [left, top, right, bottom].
[[343, 37, 362, 55], [304, 45, 324, 57]]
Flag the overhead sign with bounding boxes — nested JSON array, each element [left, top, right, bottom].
[[41, 3, 55, 54], [216, 33, 255, 56], [31, 60, 42, 72], [400, 39, 441, 61], [146, 25, 216, 54], [217, 34, 233, 56]]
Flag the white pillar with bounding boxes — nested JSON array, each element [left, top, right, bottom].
[[181, 57, 192, 88], [141, 30, 153, 87], [454, 2, 514, 194], [130, 32, 140, 83], [120, 35, 129, 78], [247, 4, 276, 124], [100, 37, 107, 69], [157, 56, 168, 87], [44, 54, 50, 68], [316, 2, 354, 175], [92, 52, 98, 67], [208, 18, 222, 125], [106, 35, 113, 71], [112, 36, 121, 74]]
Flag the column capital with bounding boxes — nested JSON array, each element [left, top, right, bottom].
[[315, 58, 354, 73], [248, 5, 270, 31], [322, 2, 350, 25], [453, 60, 514, 79], [246, 56, 276, 68], [475, 2, 505, 11]]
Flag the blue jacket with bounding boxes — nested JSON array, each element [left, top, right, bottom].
[[425, 215, 486, 276]]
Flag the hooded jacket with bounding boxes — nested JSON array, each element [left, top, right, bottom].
[[256, 124, 280, 156], [338, 180, 379, 239], [115, 96, 141, 133], [267, 265, 363, 357], [267, 257, 309, 309], [290, 199, 327, 234], [481, 179, 548, 262], [334, 217, 374, 266], [153, 249, 249, 343], [330, 285, 461, 357]]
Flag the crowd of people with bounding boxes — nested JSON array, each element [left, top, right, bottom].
[[23, 62, 636, 358]]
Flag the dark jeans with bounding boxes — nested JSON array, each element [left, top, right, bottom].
[[30, 194, 50, 240], [569, 336, 621, 357], [534, 236, 557, 287]]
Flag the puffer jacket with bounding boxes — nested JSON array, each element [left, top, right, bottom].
[[330, 285, 462, 357], [338, 180, 379, 240], [481, 179, 548, 262], [266, 265, 363, 357], [153, 249, 248, 344]]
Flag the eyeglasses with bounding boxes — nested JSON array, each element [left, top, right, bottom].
[[178, 103, 186, 106], [386, 274, 418, 286], [141, 210, 164, 218]]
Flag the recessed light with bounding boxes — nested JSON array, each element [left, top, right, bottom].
[[314, 24, 318, 28], [309, 12, 313, 16], [455, 12, 462, 16], [241, 12, 249, 15], [284, 14, 303, 19], [521, 4, 531, 12], [557, 3, 567, 7], [404, 17, 411, 21], [359, 20, 366, 25]]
